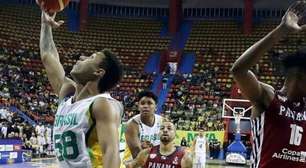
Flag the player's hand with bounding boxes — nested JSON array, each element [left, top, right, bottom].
[[41, 12, 64, 28], [37, 1, 64, 28], [280, 1, 306, 33], [141, 140, 153, 149], [124, 161, 132, 168]]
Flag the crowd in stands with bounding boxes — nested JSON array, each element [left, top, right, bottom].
[[0, 38, 226, 132], [2, 3, 302, 164], [0, 4, 227, 133], [162, 63, 225, 131], [1, 5, 283, 162], [111, 70, 155, 122], [0, 107, 53, 157], [0, 48, 57, 123]]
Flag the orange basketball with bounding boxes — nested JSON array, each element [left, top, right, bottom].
[[36, 0, 70, 13]]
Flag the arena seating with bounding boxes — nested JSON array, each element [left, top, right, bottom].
[[0, 4, 169, 122], [1, 4, 299, 131], [163, 20, 306, 130], [185, 20, 302, 89]]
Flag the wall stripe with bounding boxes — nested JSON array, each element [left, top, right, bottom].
[[251, 112, 265, 168]]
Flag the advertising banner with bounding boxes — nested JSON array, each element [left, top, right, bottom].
[[0, 139, 31, 164], [119, 123, 224, 150]]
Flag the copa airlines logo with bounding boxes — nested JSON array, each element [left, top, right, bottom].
[[272, 148, 306, 163]]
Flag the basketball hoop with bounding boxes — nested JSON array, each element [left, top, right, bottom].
[[222, 98, 252, 134], [233, 112, 243, 134], [222, 98, 252, 120], [234, 112, 242, 124]]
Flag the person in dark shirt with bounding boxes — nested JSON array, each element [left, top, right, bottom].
[[180, 137, 188, 147]]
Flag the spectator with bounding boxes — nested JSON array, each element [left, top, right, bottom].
[[168, 62, 177, 75], [1, 122, 8, 138], [162, 76, 168, 89], [30, 133, 38, 156], [212, 140, 221, 159], [180, 137, 188, 147]]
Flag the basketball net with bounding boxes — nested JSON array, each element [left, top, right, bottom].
[[233, 112, 242, 134]]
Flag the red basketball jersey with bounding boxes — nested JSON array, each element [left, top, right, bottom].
[[251, 92, 306, 168], [144, 145, 185, 168]]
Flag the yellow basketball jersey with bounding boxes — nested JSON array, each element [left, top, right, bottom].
[[54, 93, 123, 168]]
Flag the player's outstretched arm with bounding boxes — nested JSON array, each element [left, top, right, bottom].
[[124, 148, 150, 168], [231, 1, 306, 108], [93, 98, 121, 168], [40, 11, 73, 96], [181, 151, 193, 168], [125, 120, 142, 158]]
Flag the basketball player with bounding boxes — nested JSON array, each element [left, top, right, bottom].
[[45, 124, 52, 145], [231, 1, 306, 167], [192, 129, 207, 168], [39, 10, 123, 168], [35, 122, 44, 156], [38, 123, 47, 155], [123, 91, 164, 163], [35, 123, 41, 137], [125, 121, 193, 168], [45, 124, 52, 155]]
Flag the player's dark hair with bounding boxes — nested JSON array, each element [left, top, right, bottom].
[[98, 49, 123, 93], [137, 90, 158, 104], [281, 48, 306, 74]]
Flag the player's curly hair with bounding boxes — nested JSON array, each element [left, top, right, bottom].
[[137, 90, 158, 104], [98, 49, 123, 93]]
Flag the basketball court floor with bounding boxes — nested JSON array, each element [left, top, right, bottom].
[[0, 158, 249, 168]]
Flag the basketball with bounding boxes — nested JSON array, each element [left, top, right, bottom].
[[36, 0, 70, 13]]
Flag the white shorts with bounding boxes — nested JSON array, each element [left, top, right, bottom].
[[194, 153, 206, 165], [46, 137, 52, 144], [38, 136, 46, 146]]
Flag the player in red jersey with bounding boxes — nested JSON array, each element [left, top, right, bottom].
[[125, 121, 193, 168], [231, 1, 306, 168]]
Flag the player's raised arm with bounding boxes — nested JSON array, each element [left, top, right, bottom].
[[124, 148, 150, 168], [93, 98, 121, 168], [125, 120, 142, 158], [39, 11, 72, 96], [231, 1, 306, 109]]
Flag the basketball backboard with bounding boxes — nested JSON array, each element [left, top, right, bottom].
[[222, 99, 252, 120]]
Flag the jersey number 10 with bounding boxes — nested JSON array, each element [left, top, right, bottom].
[[289, 124, 303, 146]]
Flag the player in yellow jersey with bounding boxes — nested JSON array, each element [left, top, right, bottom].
[[38, 8, 123, 168]]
